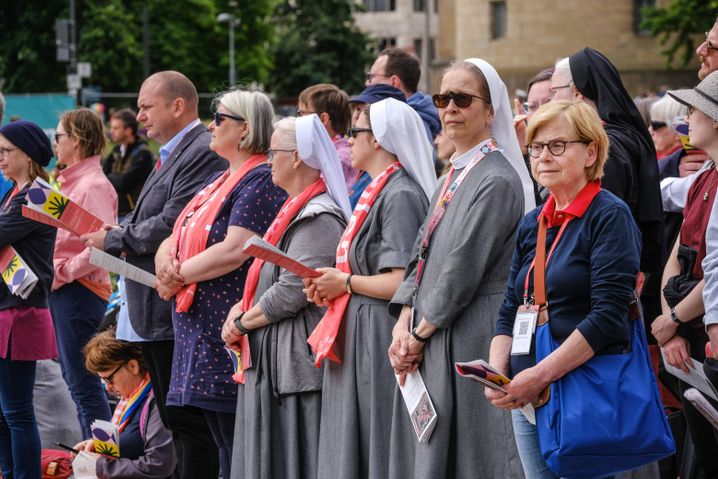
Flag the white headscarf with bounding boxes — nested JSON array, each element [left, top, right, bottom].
[[296, 114, 352, 220], [369, 98, 438, 201], [464, 58, 536, 213]]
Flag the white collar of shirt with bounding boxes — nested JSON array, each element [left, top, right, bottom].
[[159, 118, 202, 165], [449, 138, 497, 170]]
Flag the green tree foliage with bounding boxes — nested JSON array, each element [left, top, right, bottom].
[[0, 0, 275, 95], [642, 0, 718, 67], [269, 0, 375, 99]]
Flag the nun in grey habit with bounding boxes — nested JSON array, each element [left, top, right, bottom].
[[385, 58, 536, 479]]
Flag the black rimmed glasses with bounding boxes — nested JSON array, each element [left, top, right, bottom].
[[549, 81, 573, 99], [54, 133, 67, 143], [650, 121, 667, 131], [705, 32, 718, 53], [213, 111, 245, 126], [432, 91, 488, 109], [687, 105, 695, 116], [526, 139, 589, 158], [267, 149, 295, 163], [347, 127, 373, 139], [98, 363, 126, 387], [366, 72, 391, 82]]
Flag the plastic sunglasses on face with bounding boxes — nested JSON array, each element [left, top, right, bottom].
[[348, 127, 373, 139], [432, 91, 488, 108], [213, 111, 245, 126]]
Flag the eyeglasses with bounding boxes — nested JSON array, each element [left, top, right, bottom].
[[213, 111, 245, 126], [347, 127, 373, 138], [432, 91, 489, 109], [526, 139, 589, 158], [366, 72, 391, 82], [54, 133, 67, 143], [296, 109, 316, 117], [705, 32, 718, 53], [650, 121, 667, 131], [687, 105, 695, 116], [0, 147, 18, 158], [98, 363, 126, 387], [267, 149, 295, 163], [549, 81, 573, 98]]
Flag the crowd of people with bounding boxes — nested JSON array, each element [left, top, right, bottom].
[[1, 20, 718, 479]]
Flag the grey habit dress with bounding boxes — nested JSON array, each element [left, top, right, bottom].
[[387, 150, 525, 479], [230, 193, 346, 479], [317, 170, 429, 479]]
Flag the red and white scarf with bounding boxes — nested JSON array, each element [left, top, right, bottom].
[[172, 155, 266, 313], [234, 177, 328, 383], [308, 161, 402, 366]]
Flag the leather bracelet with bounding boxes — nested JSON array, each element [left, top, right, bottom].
[[670, 307, 681, 326], [234, 312, 250, 335], [345, 274, 353, 295], [411, 327, 430, 343]]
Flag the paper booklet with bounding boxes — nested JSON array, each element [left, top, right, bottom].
[[397, 371, 438, 443], [0, 246, 38, 299], [455, 358, 536, 425], [24, 177, 104, 236], [91, 419, 120, 457], [661, 349, 718, 401], [72, 451, 100, 479], [89, 248, 157, 288], [242, 235, 322, 279], [684, 388, 718, 430]]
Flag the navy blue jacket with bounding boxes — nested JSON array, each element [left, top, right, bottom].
[[495, 190, 641, 375], [0, 184, 56, 310]]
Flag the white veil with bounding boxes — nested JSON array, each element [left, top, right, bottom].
[[465, 58, 536, 213], [369, 98, 438, 201], [296, 114, 352, 220]]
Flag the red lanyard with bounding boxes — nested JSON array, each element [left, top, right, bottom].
[[3, 186, 20, 210], [522, 216, 571, 306], [414, 139, 498, 286]]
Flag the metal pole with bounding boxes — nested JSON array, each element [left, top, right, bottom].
[[423, 0, 431, 93], [143, 8, 150, 78], [228, 20, 236, 86], [69, 0, 76, 71]]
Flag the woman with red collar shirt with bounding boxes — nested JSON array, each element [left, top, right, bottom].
[[489, 100, 643, 478], [0, 120, 58, 479]]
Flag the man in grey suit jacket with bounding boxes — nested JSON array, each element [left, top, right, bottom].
[[83, 71, 226, 478]]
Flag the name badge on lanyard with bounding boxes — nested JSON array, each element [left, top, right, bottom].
[[511, 304, 538, 355]]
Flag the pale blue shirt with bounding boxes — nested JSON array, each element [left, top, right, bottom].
[[158, 119, 202, 166]]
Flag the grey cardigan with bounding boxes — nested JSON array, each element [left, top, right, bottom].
[[253, 193, 346, 395]]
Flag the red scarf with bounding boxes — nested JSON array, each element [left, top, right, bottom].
[[234, 177, 328, 383], [172, 154, 266, 312], [308, 161, 402, 367]]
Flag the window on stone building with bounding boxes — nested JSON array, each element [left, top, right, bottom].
[[491, 1, 507, 40], [378, 37, 397, 50], [413, 0, 425, 12], [633, 0, 655, 35], [364, 0, 396, 12]]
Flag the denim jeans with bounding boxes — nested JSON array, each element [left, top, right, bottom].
[[49, 282, 111, 439], [203, 409, 235, 479], [0, 356, 41, 479], [512, 409, 559, 479]]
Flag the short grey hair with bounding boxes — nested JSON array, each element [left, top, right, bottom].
[[0, 91, 5, 124], [273, 117, 297, 150], [215, 88, 275, 154], [553, 57, 572, 84], [650, 95, 687, 133]]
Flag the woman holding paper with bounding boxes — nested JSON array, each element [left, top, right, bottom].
[[302, 98, 434, 479], [488, 100, 651, 478], [385, 59, 535, 478], [50, 108, 118, 439], [0, 120, 58, 479], [72, 329, 176, 478], [220, 114, 349, 479], [153, 89, 286, 478]]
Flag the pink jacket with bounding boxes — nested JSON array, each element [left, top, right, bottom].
[[53, 156, 118, 298]]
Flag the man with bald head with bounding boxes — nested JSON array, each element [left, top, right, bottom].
[[82, 70, 225, 477]]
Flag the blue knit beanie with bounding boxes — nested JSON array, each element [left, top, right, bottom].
[[0, 120, 53, 167]]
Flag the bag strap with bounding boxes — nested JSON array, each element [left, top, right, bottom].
[[139, 390, 154, 440], [534, 216, 548, 306]]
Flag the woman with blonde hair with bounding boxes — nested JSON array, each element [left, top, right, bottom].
[[51, 108, 117, 439]]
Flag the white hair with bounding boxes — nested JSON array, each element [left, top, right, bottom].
[[273, 116, 297, 150], [553, 57, 572, 84], [650, 95, 688, 133]]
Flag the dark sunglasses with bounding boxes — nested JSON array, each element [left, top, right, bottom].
[[213, 111, 245, 126], [348, 127, 373, 138], [650, 121, 667, 131], [432, 91, 488, 109]]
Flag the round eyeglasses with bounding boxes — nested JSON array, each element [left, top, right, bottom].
[[526, 139, 589, 158]]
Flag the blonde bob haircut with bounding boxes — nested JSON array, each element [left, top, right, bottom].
[[526, 100, 609, 181], [214, 88, 275, 154]]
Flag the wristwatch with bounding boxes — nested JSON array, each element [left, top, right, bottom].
[[345, 274, 353, 295], [234, 312, 250, 335], [669, 307, 681, 326], [411, 327, 430, 343]]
